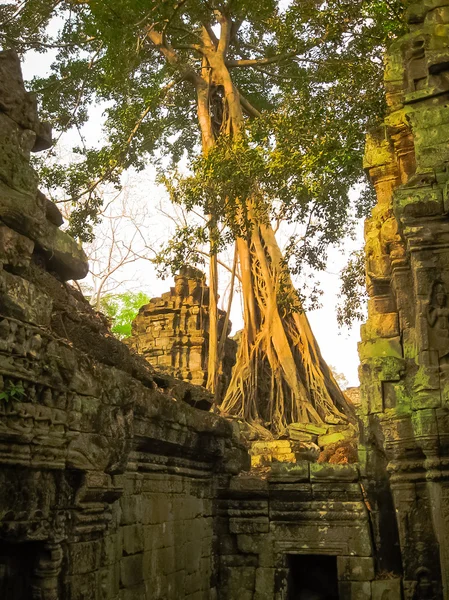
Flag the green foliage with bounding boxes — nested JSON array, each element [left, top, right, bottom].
[[0, 0, 406, 274], [100, 291, 150, 339], [0, 380, 25, 403], [337, 249, 368, 327]]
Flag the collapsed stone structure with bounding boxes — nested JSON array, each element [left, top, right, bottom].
[[2, 0, 449, 597], [127, 267, 236, 392]]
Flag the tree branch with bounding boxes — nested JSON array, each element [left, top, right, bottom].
[[238, 93, 262, 119], [227, 52, 297, 68]]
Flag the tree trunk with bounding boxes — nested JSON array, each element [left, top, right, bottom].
[[149, 21, 354, 436], [220, 221, 354, 435]]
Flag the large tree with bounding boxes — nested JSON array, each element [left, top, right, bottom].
[[0, 0, 405, 434]]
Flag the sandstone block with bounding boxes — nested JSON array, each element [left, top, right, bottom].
[[0, 112, 39, 195], [229, 517, 270, 534], [269, 461, 310, 481], [0, 50, 39, 131], [318, 427, 355, 448], [0, 180, 88, 280], [339, 581, 372, 600], [372, 579, 402, 600], [0, 269, 52, 326], [310, 462, 359, 482], [122, 524, 144, 556], [362, 313, 399, 340], [66, 540, 102, 575], [120, 554, 144, 588], [337, 556, 375, 581], [0, 223, 34, 268]]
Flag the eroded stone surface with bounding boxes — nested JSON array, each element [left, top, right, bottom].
[[128, 266, 237, 392], [360, 1, 449, 596]]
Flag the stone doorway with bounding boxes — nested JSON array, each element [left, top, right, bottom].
[[0, 541, 38, 599], [287, 554, 339, 600]]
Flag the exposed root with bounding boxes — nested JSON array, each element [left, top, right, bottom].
[[220, 221, 354, 437]]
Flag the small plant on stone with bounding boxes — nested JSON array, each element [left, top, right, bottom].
[[0, 380, 25, 403]]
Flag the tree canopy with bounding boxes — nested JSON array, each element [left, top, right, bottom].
[[0, 0, 407, 433], [2, 0, 405, 260]]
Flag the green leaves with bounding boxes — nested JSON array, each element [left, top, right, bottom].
[[337, 249, 368, 327], [0, 380, 25, 403], [100, 291, 150, 338], [2, 0, 405, 287]]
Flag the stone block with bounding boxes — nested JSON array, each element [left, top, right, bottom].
[[372, 579, 402, 600], [0, 223, 34, 268], [67, 540, 102, 575], [101, 533, 121, 567], [120, 554, 144, 588], [0, 269, 52, 326], [337, 556, 375, 581], [269, 461, 310, 481], [233, 536, 259, 557], [363, 313, 400, 340], [339, 581, 372, 600], [317, 427, 355, 448], [122, 524, 144, 556], [97, 565, 120, 600], [120, 584, 147, 600], [255, 567, 275, 597], [120, 495, 144, 526], [0, 112, 39, 195], [359, 337, 403, 361], [229, 517, 270, 534], [309, 463, 359, 482], [0, 50, 39, 131], [229, 475, 269, 496]]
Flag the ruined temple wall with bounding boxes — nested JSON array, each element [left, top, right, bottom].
[[360, 2, 449, 598], [216, 463, 384, 600], [0, 48, 248, 600]]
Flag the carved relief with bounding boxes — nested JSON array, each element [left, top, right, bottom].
[[426, 280, 449, 362], [128, 267, 236, 390]]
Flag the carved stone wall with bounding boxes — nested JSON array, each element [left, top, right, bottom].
[[128, 267, 237, 392], [360, 2, 449, 599], [217, 463, 383, 600], [0, 43, 423, 600]]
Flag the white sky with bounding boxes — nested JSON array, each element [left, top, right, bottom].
[[21, 42, 364, 389]]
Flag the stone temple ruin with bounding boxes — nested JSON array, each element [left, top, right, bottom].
[[127, 266, 236, 394], [2, 1, 449, 599]]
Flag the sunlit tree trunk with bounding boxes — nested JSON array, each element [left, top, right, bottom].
[[148, 17, 354, 435]]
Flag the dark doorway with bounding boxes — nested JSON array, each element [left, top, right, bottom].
[[287, 554, 339, 600], [0, 541, 38, 599]]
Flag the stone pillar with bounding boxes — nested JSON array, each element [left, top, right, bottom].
[[360, 2, 449, 598]]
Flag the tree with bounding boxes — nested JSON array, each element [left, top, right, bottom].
[[1, 0, 406, 434], [101, 291, 150, 339], [72, 189, 156, 311]]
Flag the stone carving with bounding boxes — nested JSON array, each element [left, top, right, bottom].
[[427, 280, 449, 360], [128, 266, 237, 392], [413, 568, 437, 600]]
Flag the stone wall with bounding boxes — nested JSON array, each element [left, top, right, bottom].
[[216, 462, 387, 600], [0, 48, 248, 600], [360, 2, 449, 599]]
